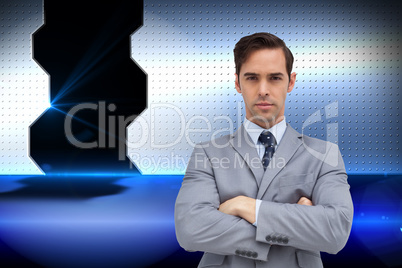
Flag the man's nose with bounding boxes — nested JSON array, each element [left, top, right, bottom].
[[258, 81, 270, 96]]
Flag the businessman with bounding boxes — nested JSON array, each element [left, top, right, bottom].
[[175, 32, 353, 267]]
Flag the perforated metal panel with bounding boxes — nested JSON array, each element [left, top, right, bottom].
[[128, 0, 401, 174], [0, 1, 49, 174], [0, 1, 400, 175]]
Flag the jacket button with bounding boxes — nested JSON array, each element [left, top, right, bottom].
[[252, 252, 258, 258], [282, 237, 289, 244], [246, 251, 252, 257], [235, 249, 241, 255], [265, 235, 272, 242], [271, 236, 277, 243], [277, 237, 283, 243]]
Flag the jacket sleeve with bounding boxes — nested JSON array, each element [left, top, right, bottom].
[[255, 143, 354, 254], [174, 145, 271, 261]]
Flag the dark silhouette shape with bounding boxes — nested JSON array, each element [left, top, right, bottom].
[[0, 176, 128, 199], [30, 1, 145, 173]]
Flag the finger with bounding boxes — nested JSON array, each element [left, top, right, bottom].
[[297, 197, 305, 204], [297, 197, 313, 206]]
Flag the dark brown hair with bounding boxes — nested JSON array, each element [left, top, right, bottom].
[[234, 32, 294, 78]]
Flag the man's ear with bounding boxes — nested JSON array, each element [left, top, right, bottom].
[[287, 72, 296, 93], [235, 73, 241, 93]]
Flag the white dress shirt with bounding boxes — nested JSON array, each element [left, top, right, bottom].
[[243, 117, 287, 226]]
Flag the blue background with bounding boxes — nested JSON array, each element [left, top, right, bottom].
[[1, 0, 401, 267]]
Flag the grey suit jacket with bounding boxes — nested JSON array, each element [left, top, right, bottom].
[[175, 124, 353, 268]]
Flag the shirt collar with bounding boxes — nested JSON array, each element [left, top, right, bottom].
[[243, 117, 287, 146]]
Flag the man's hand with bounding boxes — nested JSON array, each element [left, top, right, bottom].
[[297, 197, 313, 206], [219, 196, 256, 224], [219, 196, 312, 224]]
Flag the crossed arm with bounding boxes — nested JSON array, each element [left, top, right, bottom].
[[175, 144, 353, 259], [219, 196, 312, 224]]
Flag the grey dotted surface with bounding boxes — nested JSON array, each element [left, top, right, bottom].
[[129, 0, 401, 174], [0, 1, 49, 174], [0, 1, 400, 175]]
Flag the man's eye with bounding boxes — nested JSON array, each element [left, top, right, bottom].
[[246, 77, 257, 80], [271, 76, 281, 80]]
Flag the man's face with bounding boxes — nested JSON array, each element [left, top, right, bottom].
[[235, 48, 296, 129]]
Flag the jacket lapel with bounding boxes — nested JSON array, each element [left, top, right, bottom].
[[229, 125, 264, 186], [257, 125, 303, 199]]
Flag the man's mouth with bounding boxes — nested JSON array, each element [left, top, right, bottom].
[[255, 102, 273, 110]]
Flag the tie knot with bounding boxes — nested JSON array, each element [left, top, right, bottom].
[[259, 131, 276, 147]]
